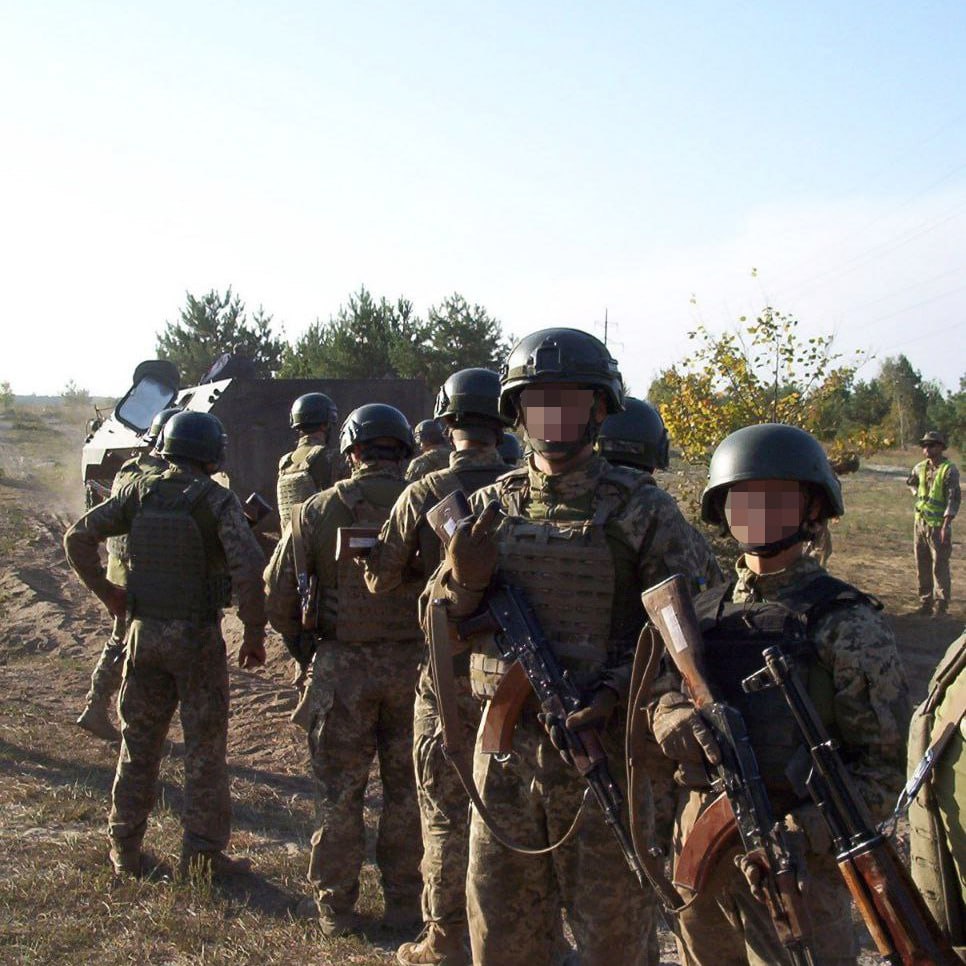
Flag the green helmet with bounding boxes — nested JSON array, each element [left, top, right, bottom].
[[701, 423, 844, 525], [414, 419, 445, 446], [340, 404, 415, 458], [290, 392, 338, 430], [498, 430, 524, 465], [435, 368, 506, 424], [144, 406, 182, 447], [160, 411, 227, 465], [596, 397, 669, 471], [499, 328, 624, 424]]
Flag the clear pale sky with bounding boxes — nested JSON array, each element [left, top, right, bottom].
[[2, 1, 964, 397]]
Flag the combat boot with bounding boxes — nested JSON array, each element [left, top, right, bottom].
[[935, 601, 948, 616], [76, 702, 121, 742], [396, 922, 470, 966], [911, 601, 933, 616], [179, 849, 253, 879], [318, 904, 361, 939], [109, 843, 142, 877]]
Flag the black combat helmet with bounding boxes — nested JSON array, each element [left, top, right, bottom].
[[596, 397, 670, 471], [435, 368, 506, 424], [161, 411, 227, 466], [340, 404, 415, 458], [499, 328, 624, 424], [701, 423, 844, 526], [413, 419, 446, 447], [290, 392, 338, 431], [144, 407, 182, 447], [498, 430, 524, 465]]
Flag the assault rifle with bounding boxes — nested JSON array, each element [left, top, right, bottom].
[[744, 647, 959, 966], [426, 490, 652, 894], [642, 575, 817, 966]]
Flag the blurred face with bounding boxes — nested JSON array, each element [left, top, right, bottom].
[[923, 441, 943, 460], [724, 479, 805, 548], [519, 386, 596, 444]]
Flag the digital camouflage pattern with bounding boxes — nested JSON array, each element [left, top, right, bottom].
[[432, 453, 724, 965], [64, 464, 266, 858], [405, 446, 452, 483], [671, 554, 910, 966], [364, 445, 507, 941], [264, 463, 424, 922]]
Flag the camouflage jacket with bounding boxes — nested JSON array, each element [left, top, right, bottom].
[[432, 453, 723, 700], [64, 463, 267, 630], [365, 445, 508, 595], [106, 450, 169, 584], [405, 446, 452, 483], [730, 554, 910, 820], [264, 462, 410, 641]]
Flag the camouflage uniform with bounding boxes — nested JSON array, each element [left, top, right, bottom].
[[670, 555, 910, 966], [908, 629, 966, 960], [405, 446, 453, 483], [907, 457, 961, 612], [276, 434, 338, 526], [84, 450, 169, 713], [433, 454, 723, 966], [265, 463, 424, 924], [364, 446, 508, 947], [64, 464, 267, 859]]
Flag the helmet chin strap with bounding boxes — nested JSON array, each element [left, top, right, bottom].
[[739, 526, 809, 558]]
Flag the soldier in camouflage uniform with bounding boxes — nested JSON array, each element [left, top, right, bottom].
[[364, 368, 511, 966], [64, 411, 267, 878], [405, 419, 453, 482], [650, 423, 910, 966], [431, 329, 723, 966], [76, 406, 179, 742], [276, 392, 340, 525], [265, 404, 424, 938]]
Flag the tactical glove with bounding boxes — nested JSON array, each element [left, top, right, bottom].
[[566, 686, 618, 731], [238, 625, 267, 669], [446, 500, 501, 591], [650, 691, 721, 766]]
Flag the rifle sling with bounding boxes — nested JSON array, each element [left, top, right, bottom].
[[427, 573, 589, 856], [627, 624, 693, 914], [905, 683, 966, 808], [291, 503, 310, 582]]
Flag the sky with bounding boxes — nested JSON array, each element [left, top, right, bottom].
[[2, 1, 964, 398]]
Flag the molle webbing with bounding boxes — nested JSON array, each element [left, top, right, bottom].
[[277, 445, 328, 521], [334, 480, 421, 643]]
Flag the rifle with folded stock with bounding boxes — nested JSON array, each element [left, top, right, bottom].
[[642, 574, 818, 966], [744, 647, 959, 966]]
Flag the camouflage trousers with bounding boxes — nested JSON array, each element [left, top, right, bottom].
[[413, 659, 481, 927], [673, 790, 856, 966], [466, 712, 656, 966], [109, 618, 231, 855], [915, 517, 953, 607], [85, 614, 127, 705], [306, 638, 423, 915]]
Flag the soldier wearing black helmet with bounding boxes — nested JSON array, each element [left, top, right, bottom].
[[498, 430, 524, 467], [433, 329, 722, 966], [276, 392, 340, 525], [364, 368, 511, 965], [265, 404, 424, 939], [75, 406, 181, 741], [64, 410, 268, 879], [406, 419, 453, 482], [650, 423, 909, 966], [595, 396, 669, 473]]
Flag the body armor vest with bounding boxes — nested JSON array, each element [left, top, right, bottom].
[[329, 479, 422, 643], [277, 445, 330, 524], [106, 453, 168, 584], [694, 573, 874, 809], [126, 474, 230, 622], [468, 466, 643, 700]]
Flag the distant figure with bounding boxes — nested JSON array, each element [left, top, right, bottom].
[[498, 429, 524, 467], [276, 393, 339, 526], [907, 431, 961, 615], [405, 419, 452, 481]]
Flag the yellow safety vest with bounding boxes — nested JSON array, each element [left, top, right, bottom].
[[916, 460, 951, 528]]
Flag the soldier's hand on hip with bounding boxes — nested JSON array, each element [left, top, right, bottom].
[[447, 500, 502, 591], [238, 626, 267, 669]]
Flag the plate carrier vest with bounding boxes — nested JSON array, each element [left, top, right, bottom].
[[277, 444, 331, 523]]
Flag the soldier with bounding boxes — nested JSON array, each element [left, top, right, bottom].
[[64, 411, 268, 877], [908, 627, 966, 960], [595, 395, 669, 473], [276, 392, 339, 525], [76, 405, 179, 742], [907, 430, 961, 616], [364, 368, 511, 966], [498, 429, 524, 467], [406, 419, 453, 482], [264, 404, 424, 938], [650, 423, 910, 965], [430, 328, 722, 966]]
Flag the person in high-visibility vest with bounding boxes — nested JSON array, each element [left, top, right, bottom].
[[906, 430, 961, 616]]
